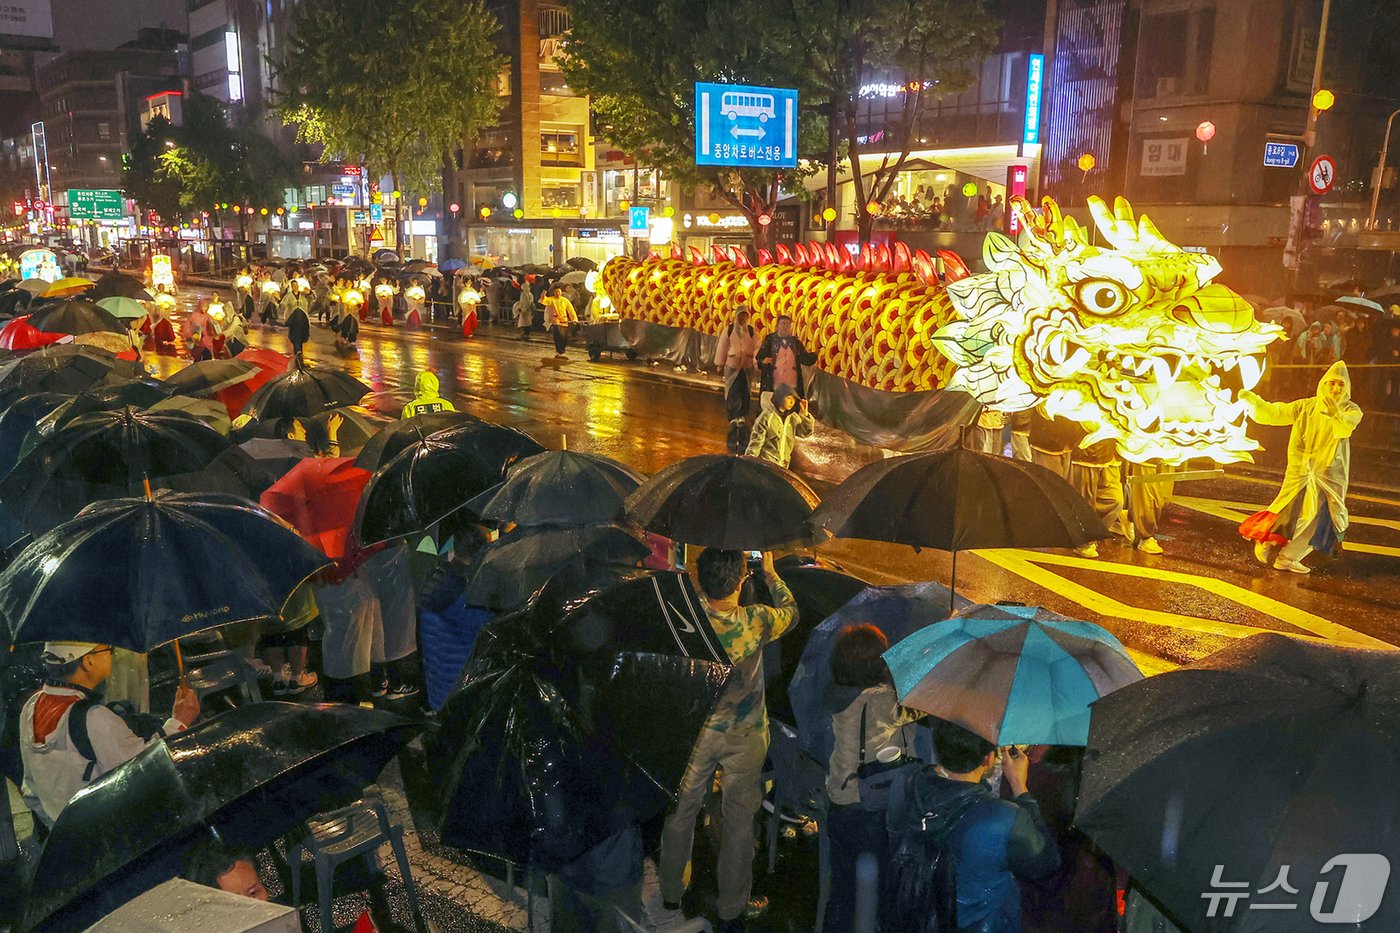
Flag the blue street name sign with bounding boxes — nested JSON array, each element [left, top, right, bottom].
[[628, 205, 651, 237], [695, 82, 798, 169], [1264, 141, 1300, 168], [331, 183, 356, 197], [1023, 54, 1045, 146]]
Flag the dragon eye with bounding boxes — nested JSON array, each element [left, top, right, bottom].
[[1076, 280, 1129, 315]]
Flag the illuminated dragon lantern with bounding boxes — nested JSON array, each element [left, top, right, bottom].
[[599, 195, 1282, 464]]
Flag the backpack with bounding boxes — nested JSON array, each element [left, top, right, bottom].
[[66, 695, 168, 781], [883, 768, 981, 933]]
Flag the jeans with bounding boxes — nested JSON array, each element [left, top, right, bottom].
[[826, 803, 889, 933], [552, 324, 568, 354], [659, 724, 767, 921]]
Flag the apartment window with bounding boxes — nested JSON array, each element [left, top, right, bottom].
[[541, 183, 579, 208], [539, 8, 572, 39], [541, 128, 581, 165], [1138, 5, 1215, 98], [96, 122, 111, 140], [540, 71, 574, 97]]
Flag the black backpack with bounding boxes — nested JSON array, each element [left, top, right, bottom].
[[883, 768, 981, 933], [65, 694, 168, 781]]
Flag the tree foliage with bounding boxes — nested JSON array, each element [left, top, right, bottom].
[[274, 0, 505, 199], [122, 96, 296, 224], [560, 0, 827, 250], [770, 0, 999, 239]]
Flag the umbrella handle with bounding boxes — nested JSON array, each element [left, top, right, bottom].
[[172, 639, 187, 688]]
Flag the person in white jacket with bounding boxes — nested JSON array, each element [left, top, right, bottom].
[[1238, 360, 1363, 573], [714, 307, 759, 433], [20, 643, 199, 826]]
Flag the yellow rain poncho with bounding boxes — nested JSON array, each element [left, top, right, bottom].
[[1240, 360, 1362, 545]]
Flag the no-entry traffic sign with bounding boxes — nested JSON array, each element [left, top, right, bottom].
[[1309, 155, 1337, 195]]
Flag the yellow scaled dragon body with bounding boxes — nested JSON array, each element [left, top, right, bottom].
[[599, 196, 1282, 464]]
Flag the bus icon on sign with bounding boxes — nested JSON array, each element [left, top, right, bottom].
[[721, 91, 775, 124]]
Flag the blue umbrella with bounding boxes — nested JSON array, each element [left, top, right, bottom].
[[883, 604, 1142, 746], [439, 258, 468, 272], [788, 582, 972, 764]]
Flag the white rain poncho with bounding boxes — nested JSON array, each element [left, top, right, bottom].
[[1242, 360, 1362, 539]]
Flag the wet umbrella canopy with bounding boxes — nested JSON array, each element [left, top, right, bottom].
[[352, 410, 479, 472], [162, 357, 259, 397], [243, 363, 370, 421], [625, 453, 820, 550], [261, 456, 373, 559], [21, 702, 419, 933], [0, 345, 142, 409], [88, 271, 154, 301], [429, 570, 730, 871], [464, 522, 652, 610], [0, 407, 231, 534], [354, 421, 544, 545], [1, 491, 329, 653], [1076, 634, 1400, 933], [468, 449, 646, 528], [25, 299, 125, 337]]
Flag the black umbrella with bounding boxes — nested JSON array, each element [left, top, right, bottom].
[[23, 381, 174, 456], [162, 357, 259, 397], [429, 570, 730, 871], [810, 445, 1109, 606], [88, 271, 153, 301], [468, 449, 646, 528], [0, 407, 231, 534], [464, 522, 651, 610], [352, 411, 479, 472], [624, 453, 820, 550], [354, 421, 545, 545], [0, 345, 142, 409], [243, 363, 370, 420], [0, 391, 68, 478], [22, 702, 419, 933], [2, 491, 329, 653], [238, 436, 313, 479], [565, 256, 598, 272], [26, 298, 125, 336], [1076, 634, 1400, 933]]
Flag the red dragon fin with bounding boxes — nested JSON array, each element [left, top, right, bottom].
[[757, 248, 774, 266], [892, 242, 912, 273], [912, 248, 940, 286], [670, 245, 683, 260], [689, 246, 706, 265], [775, 243, 793, 265], [793, 242, 809, 266], [936, 249, 972, 283], [729, 246, 751, 268], [712, 245, 729, 264]]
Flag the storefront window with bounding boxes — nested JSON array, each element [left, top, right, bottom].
[[541, 128, 582, 166], [563, 228, 626, 266], [469, 227, 553, 266], [542, 184, 580, 208]]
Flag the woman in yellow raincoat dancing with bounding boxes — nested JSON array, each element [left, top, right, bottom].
[[1238, 360, 1363, 574]]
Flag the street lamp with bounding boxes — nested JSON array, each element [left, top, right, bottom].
[[1366, 108, 1400, 231]]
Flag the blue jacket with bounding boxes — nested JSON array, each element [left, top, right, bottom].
[[889, 769, 1060, 933]]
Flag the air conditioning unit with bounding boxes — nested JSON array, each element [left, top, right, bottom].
[[1156, 76, 1179, 97]]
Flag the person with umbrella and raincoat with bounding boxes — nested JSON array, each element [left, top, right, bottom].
[[715, 306, 759, 452], [182, 297, 220, 363], [285, 292, 311, 365], [1239, 360, 1363, 573], [20, 642, 200, 828], [140, 294, 177, 353]]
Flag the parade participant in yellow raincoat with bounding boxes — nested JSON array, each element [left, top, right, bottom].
[[1239, 360, 1363, 574]]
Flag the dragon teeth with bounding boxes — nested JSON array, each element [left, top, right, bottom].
[[1062, 347, 1091, 374], [1150, 356, 1175, 389], [1238, 355, 1263, 391]]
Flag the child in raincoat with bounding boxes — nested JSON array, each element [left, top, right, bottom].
[[402, 371, 457, 418], [1238, 360, 1362, 573]]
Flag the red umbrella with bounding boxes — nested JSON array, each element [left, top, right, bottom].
[[0, 316, 68, 352], [214, 348, 291, 419], [259, 456, 371, 559]]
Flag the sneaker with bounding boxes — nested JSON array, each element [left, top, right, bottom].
[[650, 902, 687, 930], [270, 665, 291, 697], [1253, 540, 1275, 565], [1274, 556, 1311, 574], [743, 896, 769, 918], [1136, 537, 1164, 555], [370, 680, 389, 698], [248, 658, 273, 677], [286, 670, 318, 695], [1075, 543, 1099, 558]]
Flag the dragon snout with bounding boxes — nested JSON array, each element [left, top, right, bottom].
[[1170, 284, 1255, 334]]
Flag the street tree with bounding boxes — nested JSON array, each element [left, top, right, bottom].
[[560, 0, 826, 252], [274, 0, 505, 251], [769, 0, 998, 240]]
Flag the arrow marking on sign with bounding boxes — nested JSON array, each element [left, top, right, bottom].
[[730, 125, 765, 139]]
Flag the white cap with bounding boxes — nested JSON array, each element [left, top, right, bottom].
[[41, 642, 99, 663]]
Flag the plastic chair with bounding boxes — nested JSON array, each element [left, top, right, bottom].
[[285, 795, 428, 933], [762, 720, 828, 874]]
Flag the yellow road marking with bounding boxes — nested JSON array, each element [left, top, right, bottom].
[[1176, 495, 1400, 535], [972, 549, 1392, 650], [1222, 472, 1400, 509]]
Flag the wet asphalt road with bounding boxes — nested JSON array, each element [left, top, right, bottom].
[[161, 287, 1400, 672]]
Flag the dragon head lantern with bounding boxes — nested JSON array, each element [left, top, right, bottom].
[[934, 196, 1282, 464]]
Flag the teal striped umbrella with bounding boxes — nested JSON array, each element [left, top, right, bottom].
[[884, 604, 1142, 746]]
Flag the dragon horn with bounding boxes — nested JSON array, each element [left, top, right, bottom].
[[757, 247, 774, 266], [1087, 196, 1135, 252], [1113, 196, 1136, 226], [892, 241, 912, 273], [936, 249, 972, 283], [1137, 213, 1180, 253]]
